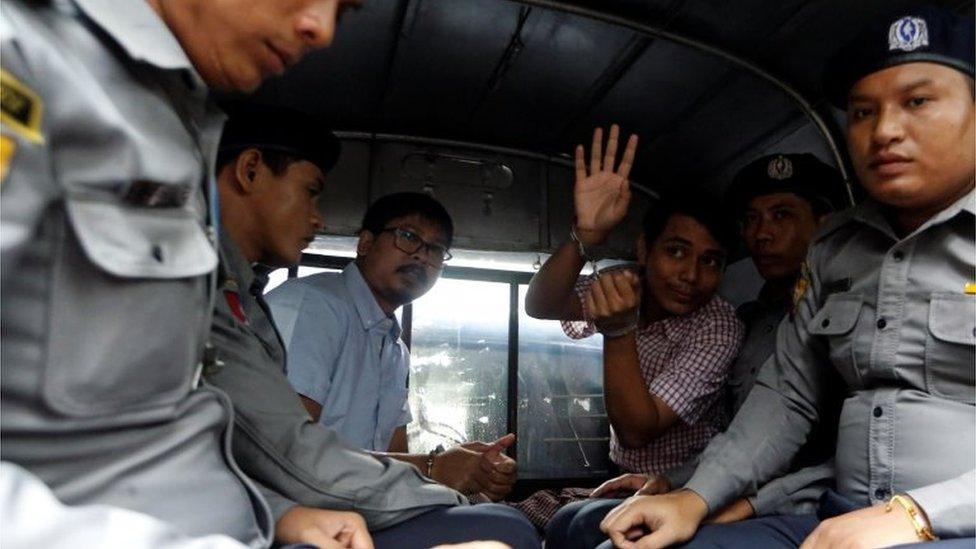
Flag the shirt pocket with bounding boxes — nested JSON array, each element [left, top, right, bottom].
[[808, 293, 864, 387], [925, 293, 976, 404], [43, 196, 217, 417]]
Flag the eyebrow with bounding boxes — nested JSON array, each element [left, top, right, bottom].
[[849, 78, 936, 102], [747, 201, 797, 213]]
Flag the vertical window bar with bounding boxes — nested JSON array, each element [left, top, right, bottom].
[[287, 265, 298, 278], [506, 280, 519, 459]]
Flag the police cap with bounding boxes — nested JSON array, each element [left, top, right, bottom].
[[219, 105, 341, 175], [823, 5, 975, 107], [726, 153, 845, 218]]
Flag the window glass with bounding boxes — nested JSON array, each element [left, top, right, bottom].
[[263, 268, 289, 294], [298, 266, 337, 278], [517, 285, 610, 479], [407, 278, 509, 453]]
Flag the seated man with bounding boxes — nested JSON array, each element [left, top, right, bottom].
[[518, 126, 744, 530], [265, 192, 517, 501], [546, 153, 844, 548], [600, 6, 975, 548], [205, 107, 540, 549]]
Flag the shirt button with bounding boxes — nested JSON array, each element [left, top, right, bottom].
[[892, 251, 904, 262], [875, 487, 888, 500], [151, 245, 164, 262], [876, 318, 887, 330], [873, 406, 883, 418], [821, 318, 830, 328]]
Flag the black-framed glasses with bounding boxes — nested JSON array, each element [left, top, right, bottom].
[[381, 227, 452, 265]]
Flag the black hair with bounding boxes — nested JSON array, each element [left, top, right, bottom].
[[641, 192, 737, 256], [360, 192, 455, 247], [214, 148, 301, 178]]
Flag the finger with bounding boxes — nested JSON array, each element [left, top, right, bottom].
[[598, 273, 623, 307], [584, 290, 598, 321], [589, 280, 609, 316], [348, 526, 375, 549], [488, 433, 516, 451], [590, 127, 603, 176], [299, 530, 346, 549], [479, 456, 515, 483], [611, 271, 637, 306], [615, 179, 632, 217], [604, 124, 620, 173], [574, 144, 586, 182], [633, 530, 675, 549], [617, 134, 639, 179]]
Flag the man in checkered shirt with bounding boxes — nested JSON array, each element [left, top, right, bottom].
[[515, 125, 744, 533]]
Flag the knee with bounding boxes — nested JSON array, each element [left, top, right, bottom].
[[546, 500, 593, 549], [566, 500, 617, 549], [469, 504, 540, 549]]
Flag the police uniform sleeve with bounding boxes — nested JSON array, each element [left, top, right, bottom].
[[0, 5, 60, 287], [684, 245, 835, 513], [748, 459, 834, 516], [1, 462, 247, 549], [207, 292, 467, 532], [907, 469, 975, 538]]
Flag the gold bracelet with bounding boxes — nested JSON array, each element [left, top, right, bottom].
[[886, 494, 938, 541]]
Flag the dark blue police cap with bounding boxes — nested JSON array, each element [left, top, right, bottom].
[[219, 105, 341, 174], [726, 153, 846, 217], [823, 5, 975, 107]]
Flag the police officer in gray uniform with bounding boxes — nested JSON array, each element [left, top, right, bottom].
[[0, 0, 355, 546], [600, 6, 975, 548], [206, 108, 540, 549]]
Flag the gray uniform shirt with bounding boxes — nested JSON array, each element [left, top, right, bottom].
[[207, 234, 467, 530], [687, 191, 976, 538], [0, 0, 270, 544]]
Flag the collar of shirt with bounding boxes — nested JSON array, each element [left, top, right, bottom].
[[639, 295, 717, 342], [852, 188, 976, 240], [342, 263, 401, 338], [72, 0, 199, 74], [218, 230, 256, 294]]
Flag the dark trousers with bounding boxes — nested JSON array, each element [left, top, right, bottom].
[[371, 503, 541, 549], [546, 492, 976, 549]]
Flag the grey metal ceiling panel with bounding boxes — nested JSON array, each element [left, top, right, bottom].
[[467, 9, 639, 150]]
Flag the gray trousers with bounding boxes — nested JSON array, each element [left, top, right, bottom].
[[372, 503, 541, 549]]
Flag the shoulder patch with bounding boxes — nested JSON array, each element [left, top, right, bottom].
[[0, 134, 16, 184], [0, 69, 44, 144], [791, 261, 811, 317]]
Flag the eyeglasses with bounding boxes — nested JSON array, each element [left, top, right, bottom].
[[381, 227, 452, 265]]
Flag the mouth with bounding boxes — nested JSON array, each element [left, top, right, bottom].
[[396, 264, 428, 285], [755, 254, 782, 265], [667, 285, 697, 303], [263, 41, 293, 75], [869, 153, 913, 177]]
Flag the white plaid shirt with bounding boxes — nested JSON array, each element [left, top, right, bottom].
[[562, 274, 744, 474]]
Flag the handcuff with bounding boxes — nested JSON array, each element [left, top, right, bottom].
[[571, 224, 637, 338], [426, 444, 445, 478]]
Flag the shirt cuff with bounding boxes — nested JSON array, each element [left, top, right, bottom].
[[906, 470, 976, 539]]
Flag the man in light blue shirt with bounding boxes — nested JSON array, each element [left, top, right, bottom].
[[267, 192, 518, 501]]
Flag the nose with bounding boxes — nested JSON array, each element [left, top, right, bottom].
[[295, 1, 339, 50], [310, 206, 325, 232], [677, 259, 699, 284], [872, 104, 906, 148], [754, 216, 775, 244]]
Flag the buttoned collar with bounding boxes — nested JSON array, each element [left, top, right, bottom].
[[73, 0, 197, 73], [343, 263, 401, 337]]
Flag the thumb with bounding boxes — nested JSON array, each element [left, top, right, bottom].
[[487, 433, 516, 453]]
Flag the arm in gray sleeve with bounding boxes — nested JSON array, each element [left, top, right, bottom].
[[251, 479, 299, 524], [684, 247, 834, 513], [748, 459, 834, 517], [907, 469, 975, 538], [207, 306, 466, 532], [664, 455, 701, 489], [1, 462, 246, 549], [0, 6, 60, 287]]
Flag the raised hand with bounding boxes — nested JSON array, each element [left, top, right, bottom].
[[574, 124, 639, 246], [585, 269, 641, 336]]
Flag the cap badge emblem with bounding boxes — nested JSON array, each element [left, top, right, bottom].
[[767, 156, 793, 180], [888, 16, 929, 52]]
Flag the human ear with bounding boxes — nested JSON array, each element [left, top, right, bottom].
[[233, 148, 263, 193]]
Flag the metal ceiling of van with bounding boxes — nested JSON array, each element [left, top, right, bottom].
[[238, 0, 971, 196]]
